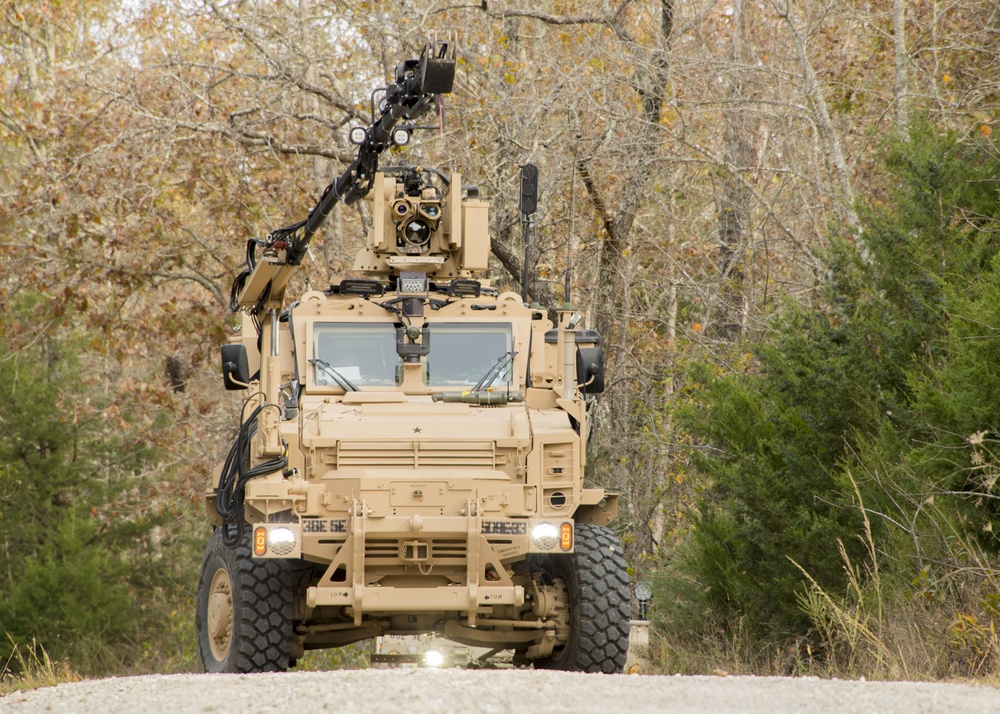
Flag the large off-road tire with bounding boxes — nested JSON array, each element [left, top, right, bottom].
[[196, 528, 293, 673], [534, 523, 631, 673]]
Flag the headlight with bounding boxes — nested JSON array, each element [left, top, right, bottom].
[[531, 522, 559, 551], [424, 649, 445, 667], [267, 526, 297, 556]]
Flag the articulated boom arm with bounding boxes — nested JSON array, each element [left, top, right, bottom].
[[230, 40, 457, 314]]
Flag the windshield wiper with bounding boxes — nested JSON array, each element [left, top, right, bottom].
[[472, 350, 518, 391], [309, 357, 359, 392]]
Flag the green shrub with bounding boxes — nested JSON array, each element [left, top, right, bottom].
[[0, 298, 197, 676], [666, 121, 1000, 650]]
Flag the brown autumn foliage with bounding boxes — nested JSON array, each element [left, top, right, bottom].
[[0, 0, 997, 675]]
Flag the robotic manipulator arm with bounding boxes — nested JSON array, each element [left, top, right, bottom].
[[230, 39, 457, 313]]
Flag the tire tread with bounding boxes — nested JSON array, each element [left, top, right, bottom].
[[196, 529, 293, 673], [537, 523, 630, 674]]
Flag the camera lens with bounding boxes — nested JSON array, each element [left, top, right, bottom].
[[402, 219, 431, 246]]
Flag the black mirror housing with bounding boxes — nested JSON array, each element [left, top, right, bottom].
[[574, 330, 605, 394], [221, 344, 250, 391], [576, 346, 605, 394]]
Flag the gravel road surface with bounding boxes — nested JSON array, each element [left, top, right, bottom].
[[3, 669, 999, 713]]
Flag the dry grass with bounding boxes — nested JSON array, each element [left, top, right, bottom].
[[648, 464, 1000, 683], [647, 573, 1000, 683], [0, 635, 79, 696], [785, 471, 1000, 681]]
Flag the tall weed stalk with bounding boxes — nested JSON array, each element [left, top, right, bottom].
[[0, 634, 77, 695], [794, 449, 1000, 681]]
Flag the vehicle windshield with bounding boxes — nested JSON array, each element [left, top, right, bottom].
[[313, 323, 400, 387], [425, 323, 514, 388]]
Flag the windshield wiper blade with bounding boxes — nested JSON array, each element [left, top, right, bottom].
[[309, 357, 359, 392], [472, 350, 517, 392]]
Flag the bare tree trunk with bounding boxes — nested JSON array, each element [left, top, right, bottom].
[[775, 0, 867, 259], [588, 1, 674, 351], [715, 0, 752, 342], [650, 162, 681, 553], [894, 0, 909, 141]]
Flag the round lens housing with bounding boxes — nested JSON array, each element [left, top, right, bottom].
[[531, 522, 559, 551], [267, 527, 297, 556], [401, 219, 431, 247]]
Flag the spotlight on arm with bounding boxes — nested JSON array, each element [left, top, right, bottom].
[[391, 127, 412, 146], [348, 126, 367, 145]]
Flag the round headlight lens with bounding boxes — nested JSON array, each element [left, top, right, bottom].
[[424, 650, 445, 667], [267, 527, 296, 556], [531, 522, 559, 551]]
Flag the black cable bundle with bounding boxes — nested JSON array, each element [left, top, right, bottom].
[[215, 402, 288, 547], [229, 239, 262, 313]]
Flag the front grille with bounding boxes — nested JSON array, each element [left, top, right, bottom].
[[363, 538, 468, 561], [431, 539, 467, 560], [336, 440, 496, 469]]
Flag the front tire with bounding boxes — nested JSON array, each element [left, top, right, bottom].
[[534, 523, 631, 673], [196, 528, 293, 673]]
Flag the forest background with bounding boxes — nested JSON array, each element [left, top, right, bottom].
[[1, 0, 999, 683]]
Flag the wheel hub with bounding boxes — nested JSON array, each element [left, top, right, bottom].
[[207, 567, 233, 661], [525, 574, 571, 659]]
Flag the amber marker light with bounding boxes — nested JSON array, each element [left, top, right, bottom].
[[560, 522, 573, 551], [254, 526, 268, 556]]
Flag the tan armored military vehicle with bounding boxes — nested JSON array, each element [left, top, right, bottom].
[[196, 40, 630, 675]]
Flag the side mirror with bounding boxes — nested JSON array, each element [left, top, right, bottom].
[[221, 344, 250, 391], [574, 329, 605, 394], [576, 345, 605, 394]]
